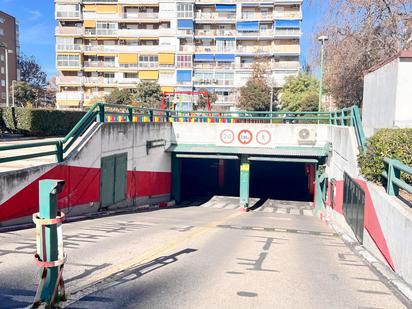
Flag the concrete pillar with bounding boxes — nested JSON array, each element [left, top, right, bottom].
[[171, 154, 181, 204], [239, 155, 250, 209]]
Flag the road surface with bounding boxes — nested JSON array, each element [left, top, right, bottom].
[[0, 197, 409, 308]]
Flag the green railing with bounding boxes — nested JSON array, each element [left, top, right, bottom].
[[0, 103, 364, 165], [382, 158, 412, 197]]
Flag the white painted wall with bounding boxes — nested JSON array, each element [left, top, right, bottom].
[[363, 56, 412, 137], [362, 59, 398, 137]]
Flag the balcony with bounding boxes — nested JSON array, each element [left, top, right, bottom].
[[56, 11, 81, 19], [57, 60, 81, 68], [176, 29, 194, 36], [274, 29, 301, 38], [56, 92, 83, 101], [240, 13, 273, 20], [84, 61, 116, 68], [273, 61, 300, 70], [179, 45, 195, 52], [195, 46, 217, 53], [84, 29, 118, 36], [56, 44, 82, 52], [117, 28, 170, 37], [195, 29, 236, 37], [121, 12, 159, 19], [195, 12, 236, 21], [237, 46, 272, 54], [193, 78, 234, 86], [274, 10, 302, 19], [55, 26, 83, 36], [273, 45, 301, 54], [56, 76, 83, 85], [236, 30, 274, 38], [193, 63, 235, 70]]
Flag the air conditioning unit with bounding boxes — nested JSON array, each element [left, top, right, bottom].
[[296, 127, 317, 145]]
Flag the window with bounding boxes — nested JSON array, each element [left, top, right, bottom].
[[57, 55, 80, 67], [1, 92, 5, 99], [0, 28, 4, 36], [0, 54, 3, 62], [1, 67, 4, 74], [124, 73, 137, 79], [216, 40, 235, 52], [176, 55, 192, 68], [215, 72, 234, 85], [177, 3, 193, 18], [0, 17, 4, 24], [139, 55, 158, 67], [1, 80, 5, 87]]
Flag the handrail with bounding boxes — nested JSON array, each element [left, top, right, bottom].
[[382, 158, 412, 197], [0, 103, 364, 165]]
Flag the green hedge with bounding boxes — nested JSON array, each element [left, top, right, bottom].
[[358, 129, 412, 184], [0, 107, 86, 136]]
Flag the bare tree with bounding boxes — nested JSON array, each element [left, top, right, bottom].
[[313, 0, 412, 108]]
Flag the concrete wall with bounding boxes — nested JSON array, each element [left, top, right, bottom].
[[394, 59, 412, 127], [363, 55, 412, 137], [172, 123, 330, 148], [362, 59, 398, 137], [325, 126, 412, 287], [0, 123, 173, 227]]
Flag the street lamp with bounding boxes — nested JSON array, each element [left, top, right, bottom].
[[0, 43, 14, 107], [318, 35, 328, 115]]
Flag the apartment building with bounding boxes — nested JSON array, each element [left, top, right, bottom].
[[55, 0, 302, 110], [0, 11, 19, 106]]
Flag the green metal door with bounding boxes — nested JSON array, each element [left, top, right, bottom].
[[100, 153, 128, 207], [114, 153, 127, 203], [100, 156, 115, 207]]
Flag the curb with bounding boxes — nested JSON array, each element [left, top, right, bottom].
[[0, 201, 177, 233], [328, 220, 412, 307]]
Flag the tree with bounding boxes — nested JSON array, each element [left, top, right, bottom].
[[13, 81, 36, 107], [18, 54, 47, 89], [104, 88, 134, 105], [313, 0, 412, 108], [196, 88, 218, 110], [135, 81, 162, 108], [280, 73, 320, 112], [238, 61, 271, 111]]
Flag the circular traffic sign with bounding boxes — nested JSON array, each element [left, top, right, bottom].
[[256, 130, 271, 145], [238, 129, 253, 145], [220, 129, 235, 144]]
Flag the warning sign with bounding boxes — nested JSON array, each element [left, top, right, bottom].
[[256, 130, 271, 145], [216, 126, 274, 148], [220, 129, 235, 144], [238, 129, 253, 145]]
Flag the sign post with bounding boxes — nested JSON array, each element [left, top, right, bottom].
[[240, 155, 250, 211]]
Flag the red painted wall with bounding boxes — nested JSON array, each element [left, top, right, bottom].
[[327, 178, 395, 269], [0, 165, 171, 223]]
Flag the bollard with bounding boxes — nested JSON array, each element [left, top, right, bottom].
[[33, 179, 66, 307]]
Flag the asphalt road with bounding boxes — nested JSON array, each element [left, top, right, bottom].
[[0, 197, 409, 309]]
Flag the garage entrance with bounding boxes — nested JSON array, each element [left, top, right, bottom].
[[172, 154, 317, 207]]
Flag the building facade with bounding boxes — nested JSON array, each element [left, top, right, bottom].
[[0, 11, 19, 107], [55, 0, 302, 110]]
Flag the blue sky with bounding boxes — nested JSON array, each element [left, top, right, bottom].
[[1, 0, 326, 79]]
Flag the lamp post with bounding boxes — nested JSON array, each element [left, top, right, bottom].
[[0, 43, 14, 107], [318, 35, 328, 116]]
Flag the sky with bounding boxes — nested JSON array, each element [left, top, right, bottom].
[[0, 0, 327, 79]]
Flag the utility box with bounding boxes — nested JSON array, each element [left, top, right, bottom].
[[362, 51, 412, 137]]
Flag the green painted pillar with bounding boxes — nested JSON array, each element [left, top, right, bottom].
[[38, 179, 65, 302], [171, 154, 181, 203], [239, 155, 250, 210]]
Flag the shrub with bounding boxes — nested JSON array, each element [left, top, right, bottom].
[[358, 129, 412, 185], [0, 107, 85, 136]]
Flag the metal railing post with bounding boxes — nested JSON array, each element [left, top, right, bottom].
[[149, 109, 154, 123], [387, 160, 400, 196], [33, 180, 66, 307], [98, 103, 105, 122], [128, 107, 133, 122], [56, 141, 64, 163]]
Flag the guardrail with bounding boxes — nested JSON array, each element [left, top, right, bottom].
[[382, 158, 412, 197], [0, 103, 364, 165]]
